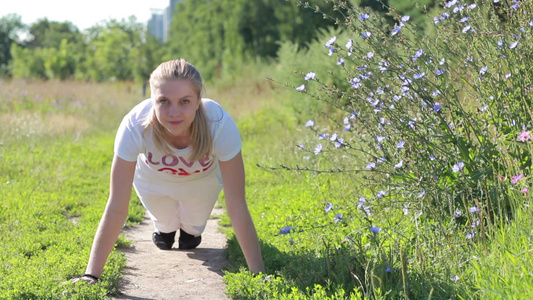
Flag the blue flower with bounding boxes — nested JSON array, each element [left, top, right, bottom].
[[510, 41, 518, 49], [345, 39, 353, 50], [337, 58, 345, 66], [451, 275, 460, 282], [413, 72, 425, 80], [401, 15, 410, 22], [462, 24, 472, 34], [370, 226, 382, 233], [454, 209, 462, 217], [279, 226, 292, 235], [361, 31, 372, 39], [325, 36, 337, 47], [417, 190, 426, 198], [359, 14, 369, 21], [432, 90, 441, 97], [304, 72, 316, 81], [366, 162, 376, 170], [436, 68, 446, 76], [325, 203, 333, 213], [479, 65, 488, 75], [396, 141, 405, 149], [295, 84, 305, 92], [445, 0, 458, 8], [334, 213, 343, 223], [386, 266, 392, 272], [468, 3, 477, 9], [460, 17, 470, 23], [394, 160, 403, 169], [367, 52, 374, 58], [452, 161, 464, 172], [328, 47, 335, 56], [305, 120, 314, 127], [391, 26, 402, 36], [376, 136, 386, 142], [432, 103, 442, 112], [377, 190, 386, 198], [314, 144, 323, 155]]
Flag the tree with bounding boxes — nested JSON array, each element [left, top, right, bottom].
[[0, 14, 25, 75]]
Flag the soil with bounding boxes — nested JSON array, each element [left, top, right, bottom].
[[111, 207, 229, 300]]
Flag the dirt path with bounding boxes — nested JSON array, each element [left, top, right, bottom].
[[111, 207, 229, 300]]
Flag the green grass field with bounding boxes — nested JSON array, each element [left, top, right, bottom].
[[1, 76, 532, 299]]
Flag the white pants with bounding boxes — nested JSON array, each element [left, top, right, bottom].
[[132, 164, 223, 236]]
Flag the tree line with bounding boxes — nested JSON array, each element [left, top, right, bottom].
[[0, 0, 437, 82]]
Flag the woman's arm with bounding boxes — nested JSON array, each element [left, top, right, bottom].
[[219, 151, 265, 274], [76, 155, 137, 283]]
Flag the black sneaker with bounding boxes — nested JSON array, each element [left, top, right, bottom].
[[152, 231, 176, 250], [178, 229, 202, 249]]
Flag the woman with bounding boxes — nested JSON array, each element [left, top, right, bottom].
[[72, 58, 264, 284]]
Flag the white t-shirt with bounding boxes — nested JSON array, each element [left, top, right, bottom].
[[114, 98, 241, 182]]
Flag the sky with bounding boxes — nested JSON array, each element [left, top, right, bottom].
[[1, 0, 170, 31]]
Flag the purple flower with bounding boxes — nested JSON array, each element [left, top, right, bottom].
[[462, 24, 472, 34], [417, 190, 426, 198], [391, 26, 402, 36], [403, 205, 409, 215], [432, 103, 442, 112], [413, 72, 425, 80], [304, 72, 316, 81], [279, 226, 292, 235], [337, 58, 345, 66], [325, 203, 333, 213], [454, 209, 462, 218], [451, 275, 460, 282], [432, 90, 441, 97], [377, 190, 386, 198], [445, 0, 458, 8], [370, 226, 382, 233], [436, 68, 446, 76], [511, 174, 524, 184], [366, 162, 376, 170], [468, 4, 477, 9], [295, 84, 305, 92], [401, 15, 410, 22], [460, 17, 470, 23], [376, 136, 386, 143], [367, 52, 374, 58], [479, 65, 488, 75], [517, 131, 531, 142], [452, 161, 464, 173], [386, 266, 392, 272], [359, 13, 369, 21], [469, 206, 479, 213], [466, 232, 475, 239], [334, 213, 343, 223], [510, 41, 518, 49], [345, 39, 353, 50], [305, 120, 314, 127], [328, 47, 335, 56]]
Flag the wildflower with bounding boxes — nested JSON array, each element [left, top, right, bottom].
[[379, 60, 389, 72], [436, 68, 446, 76], [417, 190, 426, 198], [325, 203, 333, 213], [350, 77, 362, 89], [469, 206, 479, 213], [337, 58, 345, 66], [530, 19, 533, 27], [439, 58, 446, 65], [361, 31, 372, 39], [401, 15, 410, 22], [505, 73, 512, 79], [305, 120, 314, 127], [344, 124, 351, 131], [328, 47, 335, 56], [377, 157, 386, 164], [453, 5, 464, 14], [511, 174, 524, 184], [345, 39, 353, 50], [377, 190, 386, 198], [440, 12, 450, 20], [445, 0, 458, 8], [451, 275, 460, 282], [330, 133, 338, 141], [510, 41, 518, 49], [314, 144, 323, 155], [359, 13, 369, 21], [279, 226, 292, 235], [367, 52, 374, 58], [466, 232, 475, 239], [452, 161, 464, 173], [295, 84, 305, 92], [396, 141, 405, 149], [517, 131, 531, 142], [357, 197, 366, 209], [460, 17, 470, 23], [454, 209, 462, 218], [403, 205, 409, 215], [370, 226, 382, 233], [432, 103, 442, 112], [394, 160, 403, 169], [511, 3, 519, 9], [325, 36, 337, 47], [429, 155, 435, 161], [479, 65, 488, 75], [468, 4, 477, 9], [376, 136, 386, 143], [471, 220, 480, 228], [364, 206, 372, 216], [386, 266, 392, 272], [334, 213, 343, 223], [366, 162, 376, 170], [304, 72, 316, 81], [335, 139, 344, 148], [431, 90, 441, 97], [318, 133, 329, 140], [522, 187, 529, 195], [413, 72, 425, 80], [391, 26, 402, 36], [480, 104, 489, 112]]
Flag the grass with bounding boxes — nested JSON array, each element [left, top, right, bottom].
[[1, 69, 532, 299]]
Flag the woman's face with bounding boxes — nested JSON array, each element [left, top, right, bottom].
[[152, 79, 201, 139]]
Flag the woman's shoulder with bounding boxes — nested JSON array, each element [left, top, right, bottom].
[[125, 98, 152, 124], [202, 98, 227, 121]]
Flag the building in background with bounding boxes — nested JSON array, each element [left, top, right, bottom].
[[148, 0, 181, 42]]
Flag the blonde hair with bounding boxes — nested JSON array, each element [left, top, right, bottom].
[[143, 59, 212, 162]]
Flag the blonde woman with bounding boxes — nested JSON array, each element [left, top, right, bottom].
[[72, 59, 264, 284]]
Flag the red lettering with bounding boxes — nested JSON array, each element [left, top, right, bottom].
[[162, 155, 179, 166], [147, 152, 160, 165]]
